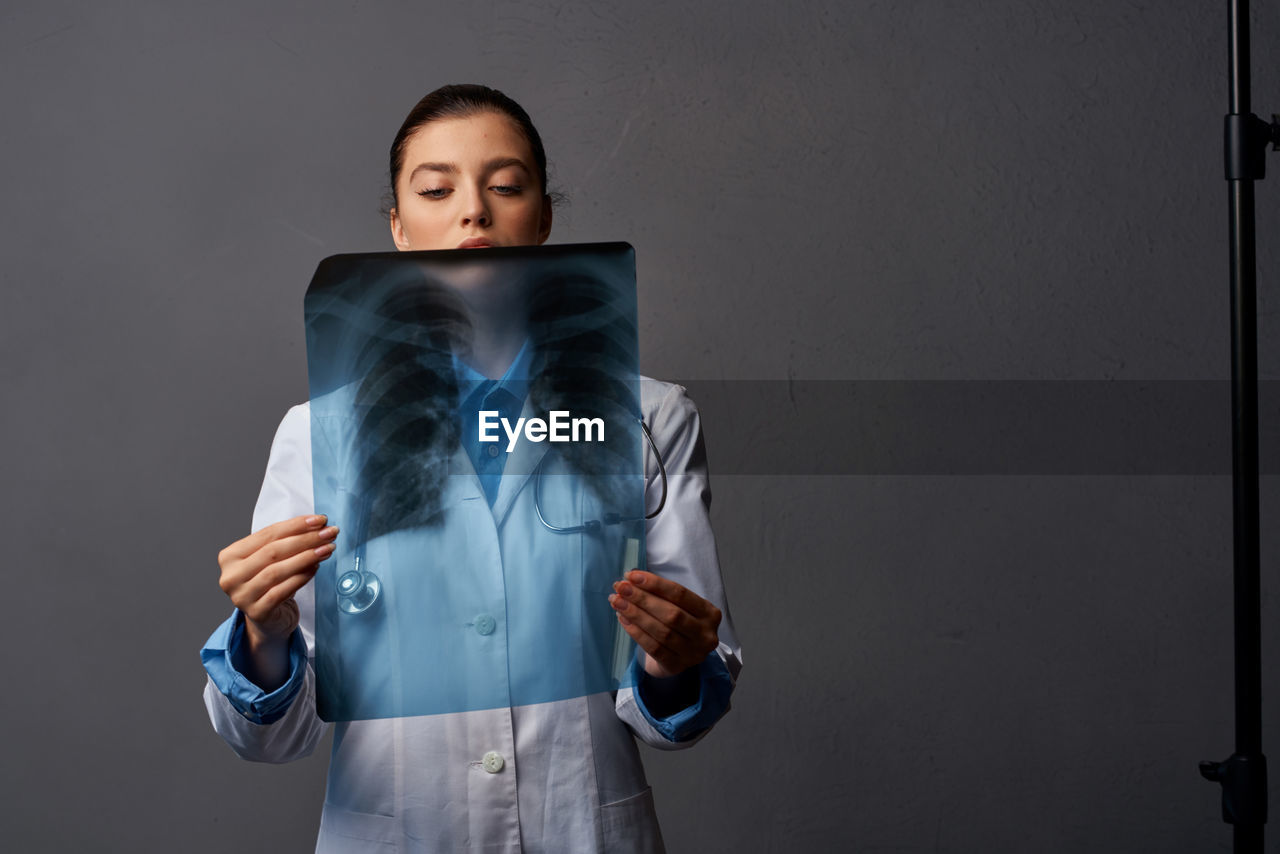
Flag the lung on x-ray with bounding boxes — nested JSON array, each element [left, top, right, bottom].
[[304, 243, 645, 722]]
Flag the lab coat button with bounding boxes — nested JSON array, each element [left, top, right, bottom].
[[482, 751, 505, 773], [487, 444, 500, 457], [474, 614, 497, 636]]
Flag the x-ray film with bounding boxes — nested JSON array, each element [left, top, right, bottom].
[[305, 244, 644, 722]]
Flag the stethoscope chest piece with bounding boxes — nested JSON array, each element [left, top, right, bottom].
[[337, 556, 381, 614]]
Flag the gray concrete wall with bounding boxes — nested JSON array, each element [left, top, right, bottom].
[[1, 1, 1277, 851]]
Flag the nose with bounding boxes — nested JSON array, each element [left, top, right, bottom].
[[460, 186, 491, 228]]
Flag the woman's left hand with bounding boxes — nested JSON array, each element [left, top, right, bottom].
[[610, 570, 722, 678]]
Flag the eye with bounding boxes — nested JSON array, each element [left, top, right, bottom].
[[416, 188, 450, 199], [490, 185, 523, 195]]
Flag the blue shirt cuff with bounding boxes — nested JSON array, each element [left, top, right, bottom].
[[630, 651, 733, 742], [200, 610, 307, 725]]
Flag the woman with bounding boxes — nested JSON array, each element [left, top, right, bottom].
[[202, 84, 741, 853]]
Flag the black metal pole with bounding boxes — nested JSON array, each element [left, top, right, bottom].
[[1228, 107, 1264, 854], [1227, 3, 1265, 851], [1200, 2, 1274, 851]]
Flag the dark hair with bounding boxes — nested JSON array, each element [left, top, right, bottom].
[[384, 84, 556, 215]]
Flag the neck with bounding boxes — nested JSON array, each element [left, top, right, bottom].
[[465, 317, 527, 379]]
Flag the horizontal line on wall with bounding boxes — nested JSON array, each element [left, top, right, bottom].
[[668, 380, 1280, 475]]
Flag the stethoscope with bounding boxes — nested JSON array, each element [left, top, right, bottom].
[[336, 553, 382, 615], [532, 417, 667, 533], [335, 495, 381, 615], [336, 418, 669, 614]]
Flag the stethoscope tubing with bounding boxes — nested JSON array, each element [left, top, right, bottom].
[[532, 418, 667, 534]]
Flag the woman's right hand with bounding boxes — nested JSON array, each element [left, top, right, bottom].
[[217, 514, 338, 688]]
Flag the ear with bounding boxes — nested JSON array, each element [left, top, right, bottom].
[[536, 194, 553, 245], [389, 208, 410, 251]]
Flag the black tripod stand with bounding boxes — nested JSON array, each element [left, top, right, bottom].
[[1198, 3, 1280, 852]]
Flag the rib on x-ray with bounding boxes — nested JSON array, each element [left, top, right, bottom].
[[304, 244, 644, 722]]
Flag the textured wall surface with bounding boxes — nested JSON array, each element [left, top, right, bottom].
[[2, 1, 1278, 851]]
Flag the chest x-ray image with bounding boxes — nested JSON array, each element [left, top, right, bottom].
[[304, 243, 646, 722]]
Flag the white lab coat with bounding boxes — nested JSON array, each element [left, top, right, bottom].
[[203, 378, 741, 853]]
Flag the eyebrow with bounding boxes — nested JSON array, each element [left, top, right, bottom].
[[407, 157, 531, 182]]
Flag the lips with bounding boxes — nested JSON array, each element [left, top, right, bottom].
[[457, 238, 494, 249]]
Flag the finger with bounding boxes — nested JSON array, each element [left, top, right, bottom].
[[612, 581, 701, 644], [248, 565, 324, 622], [220, 514, 327, 563], [230, 542, 335, 610], [615, 612, 684, 675], [221, 525, 339, 591], [624, 571, 720, 623], [609, 591, 705, 658]]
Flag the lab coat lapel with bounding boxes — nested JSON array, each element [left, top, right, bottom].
[[445, 442, 486, 505], [490, 394, 549, 528]]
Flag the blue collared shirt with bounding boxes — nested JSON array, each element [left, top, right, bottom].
[[200, 609, 309, 725], [452, 338, 535, 506]]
